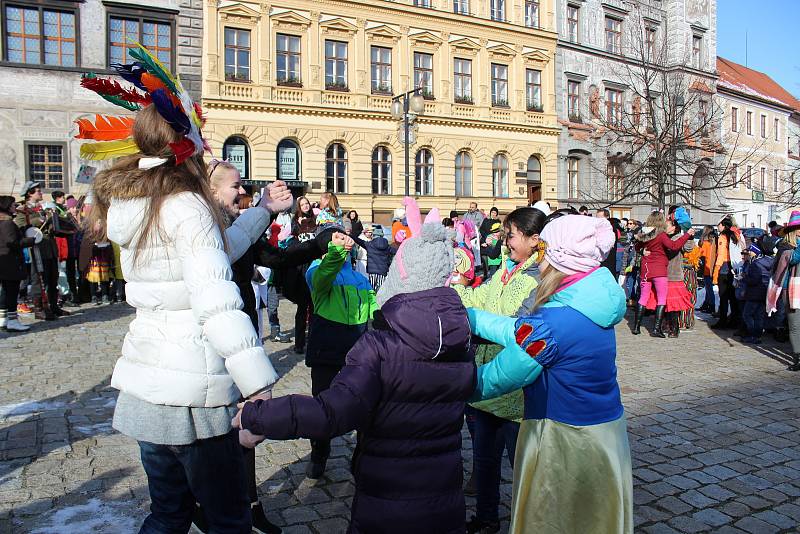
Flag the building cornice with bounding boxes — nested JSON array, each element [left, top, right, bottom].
[[203, 99, 560, 136], [716, 85, 797, 114]]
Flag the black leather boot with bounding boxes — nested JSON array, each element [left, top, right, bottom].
[[789, 354, 800, 372], [651, 305, 667, 338], [668, 312, 680, 338], [632, 304, 644, 335]]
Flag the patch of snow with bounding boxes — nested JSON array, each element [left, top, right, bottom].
[[75, 421, 114, 435], [30, 498, 139, 534], [0, 400, 66, 419]]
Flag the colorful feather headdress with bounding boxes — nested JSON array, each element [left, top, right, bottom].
[[76, 43, 207, 168]]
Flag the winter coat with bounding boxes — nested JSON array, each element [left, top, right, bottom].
[[241, 287, 475, 534], [14, 203, 58, 262], [665, 233, 696, 282], [0, 214, 35, 280], [293, 215, 317, 242], [348, 219, 364, 240], [463, 209, 485, 229], [636, 232, 691, 281], [453, 253, 539, 421], [305, 242, 377, 367], [352, 235, 395, 275], [104, 190, 278, 408], [742, 256, 774, 302]]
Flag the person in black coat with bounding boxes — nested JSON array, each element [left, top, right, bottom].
[[478, 207, 501, 278], [352, 226, 395, 292], [0, 196, 35, 332]]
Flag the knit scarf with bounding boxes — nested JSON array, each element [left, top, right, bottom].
[[767, 248, 799, 315]]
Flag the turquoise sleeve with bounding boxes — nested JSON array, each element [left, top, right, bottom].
[[472, 344, 543, 401], [791, 241, 800, 266], [466, 308, 517, 346]]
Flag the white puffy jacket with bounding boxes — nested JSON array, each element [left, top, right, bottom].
[[107, 192, 278, 407]]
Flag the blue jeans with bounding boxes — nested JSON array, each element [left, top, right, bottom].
[[701, 275, 715, 310], [473, 408, 520, 522], [742, 300, 765, 338], [138, 430, 251, 534], [624, 267, 640, 301]]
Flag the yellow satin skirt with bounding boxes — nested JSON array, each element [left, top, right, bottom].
[[509, 416, 633, 534]]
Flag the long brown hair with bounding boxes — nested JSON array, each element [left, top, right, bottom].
[[293, 195, 313, 222], [88, 104, 225, 264], [642, 212, 667, 239], [531, 262, 567, 311]]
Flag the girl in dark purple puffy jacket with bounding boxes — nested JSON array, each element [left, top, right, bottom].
[[234, 202, 475, 534]]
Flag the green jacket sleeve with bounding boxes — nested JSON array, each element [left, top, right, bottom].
[[311, 242, 348, 300], [453, 274, 496, 308]]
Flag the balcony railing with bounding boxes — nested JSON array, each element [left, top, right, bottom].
[[220, 82, 255, 100]]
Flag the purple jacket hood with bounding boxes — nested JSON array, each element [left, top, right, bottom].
[[378, 286, 471, 360]]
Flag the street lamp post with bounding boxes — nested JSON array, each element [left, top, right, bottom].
[[391, 89, 426, 196]]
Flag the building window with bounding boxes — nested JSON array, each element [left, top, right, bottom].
[[414, 0, 431, 6], [645, 26, 657, 59], [692, 35, 703, 69], [414, 52, 433, 98], [605, 88, 623, 126], [525, 0, 540, 28], [608, 162, 623, 200], [527, 155, 542, 184], [568, 157, 579, 198], [567, 80, 581, 121], [453, 0, 469, 15], [453, 58, 472, 104], [276, 34, 300, 85], [566, 5, 579, 43], [774, 169, 779, 192], [370, 46, 392, 94], [326, 143, 347, 193], [760, 114, 767, 138], [605, 16, 622, 54], [492, 154, 509, 198], [746, 165, 752, 189], [774, 118, 780, 141], [455, 150, 472, 197], [110, 15, 171, 70], [698, 99, 708, 136], [325, 40, 348, 90], [415, 148, 434, 196], [731, 163, 738, 188], [28, 144, 64, 189], [746, 111, 752, 135], [276, 139, 301, 181], [5, 5, 77, 66], [222, 28, 250, 82], [760, 167, 766, 190], [223, 136, 250, 181], [371, 146, 391, 195], [490, 0, 505, 21], [526, 69, 542, 112], [731, 107, 738, 132], [491, 63, 508, 107]]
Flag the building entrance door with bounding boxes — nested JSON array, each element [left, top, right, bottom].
[[527, 183, 541, 206]]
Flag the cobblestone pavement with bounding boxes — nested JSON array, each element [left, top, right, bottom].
[[1, 301, 799, 533]]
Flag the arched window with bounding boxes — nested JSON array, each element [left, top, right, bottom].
[[526, 155, 541, 183], [276, 138, 301, 181], [326, 143, 347, 193], [415, 148, 433, 196], [372, 146, 391, 195], [455, 150, 472, 197], [223, 136, 250, 181], [567, 157, 579, 199], [492, 153, 509, 198]]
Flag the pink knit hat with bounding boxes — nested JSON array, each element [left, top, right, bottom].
[[541, 215, 615, 275]]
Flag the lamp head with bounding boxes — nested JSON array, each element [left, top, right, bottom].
[[390, 99, 403, 119], [410, 93, 425, 114]]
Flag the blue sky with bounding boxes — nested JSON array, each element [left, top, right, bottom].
[[717, 1, 800, 98]]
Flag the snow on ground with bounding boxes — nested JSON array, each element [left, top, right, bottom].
[[29, 499, 139, 534], [0, 400, 66, 419]]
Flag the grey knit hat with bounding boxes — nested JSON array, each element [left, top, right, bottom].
[[376, 222, 455, 308]]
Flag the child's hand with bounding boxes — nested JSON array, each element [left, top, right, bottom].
[[261, 180, 293, 214], [331, 232, 348, 248], [239, 429, 265, 449]]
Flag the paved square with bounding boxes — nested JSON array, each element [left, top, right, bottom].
[[1, 302, 798, 533]]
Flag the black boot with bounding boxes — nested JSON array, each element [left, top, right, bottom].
[[668, 312, 680, 338], [651, 305, 666, 338], [632, 304, 644, 335], [251, 502, 282, 534], [789, 354, 800, 372]]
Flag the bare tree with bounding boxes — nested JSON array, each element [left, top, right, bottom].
[[578, 10, 770, 215]]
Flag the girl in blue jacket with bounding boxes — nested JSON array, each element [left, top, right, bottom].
[[466, 214, 633, 534]]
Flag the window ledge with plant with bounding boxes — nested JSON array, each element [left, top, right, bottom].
[[568, 114, 582, 123], [225, 75, 251, 83], [420, 89, 435, 100], [277, 77, 303, 88], [526, 103, 544, 112], [372, 84, 392, 95], [325, 82, 350, 92], [493, 99, 510, 108], [454, 95, 474, 105]]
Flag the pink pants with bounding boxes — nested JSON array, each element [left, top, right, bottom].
[[639, 276, 668, 307]]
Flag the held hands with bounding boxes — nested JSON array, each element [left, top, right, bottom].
[[261, 180, 293, 214], [686, 228, 696, 237], [331, 232, 355, 251], [231, 393, 270, 448]]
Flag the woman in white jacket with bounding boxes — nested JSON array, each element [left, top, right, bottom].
[[88, 103, 281, 533]]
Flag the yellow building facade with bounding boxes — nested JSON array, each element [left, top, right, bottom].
[[202, 0, 559, 222]]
